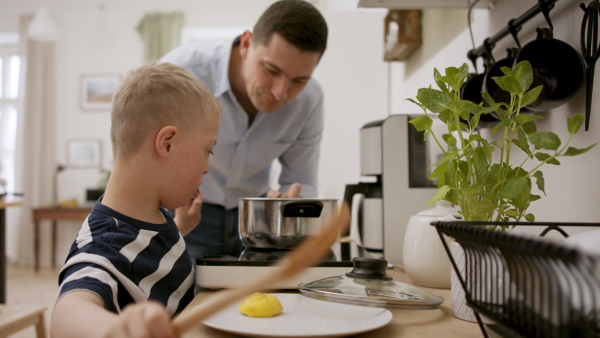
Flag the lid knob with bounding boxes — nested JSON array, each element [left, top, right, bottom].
[[345, 257, 393, 280]]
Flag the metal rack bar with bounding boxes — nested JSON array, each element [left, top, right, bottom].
[[467, 0, 559, 62]]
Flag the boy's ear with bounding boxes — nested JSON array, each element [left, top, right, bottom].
[[156, 126, 178, 158]]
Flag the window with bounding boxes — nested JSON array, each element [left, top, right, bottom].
[[0, 42, 20, 194]]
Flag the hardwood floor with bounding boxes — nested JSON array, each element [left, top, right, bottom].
[[6, 265, 60, 338]]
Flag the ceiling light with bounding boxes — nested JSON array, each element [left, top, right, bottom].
[[27, 7, 59, 42]]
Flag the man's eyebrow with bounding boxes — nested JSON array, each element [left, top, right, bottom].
[[264, 61, 312, 81]]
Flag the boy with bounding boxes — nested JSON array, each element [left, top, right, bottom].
[[50, 62, 220, 338]]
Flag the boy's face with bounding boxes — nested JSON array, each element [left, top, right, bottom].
[[241, 32, 321, 114], [167, 113, 220, 209]]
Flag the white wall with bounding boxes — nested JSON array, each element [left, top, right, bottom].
[[0, 0, 389, 266], [3, 0, 597, 267], [391, 0, 600, 224]]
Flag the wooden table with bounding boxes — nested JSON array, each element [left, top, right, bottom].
[[0, 200, 22, 303], [179, 268, 483, 338], [32, 206, 91, 271]]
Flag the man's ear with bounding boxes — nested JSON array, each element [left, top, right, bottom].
[[156, 126, 178, 158], [239, 30, 253, 59]]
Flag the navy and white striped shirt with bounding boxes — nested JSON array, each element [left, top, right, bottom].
[[57, 199, 195, 316]]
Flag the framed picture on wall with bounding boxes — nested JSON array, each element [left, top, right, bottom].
[[80, 74, 121, 111], [67, 139, 102, 168]]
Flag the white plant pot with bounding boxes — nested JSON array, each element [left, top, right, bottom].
[[449, 241, 495, 323], [403, 202, 459, 288]]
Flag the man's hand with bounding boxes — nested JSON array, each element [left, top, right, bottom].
[[174, 190, 203, 236], [267, 183, 302, 198]]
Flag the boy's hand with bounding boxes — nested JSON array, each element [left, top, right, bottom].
[[105, 301, 177, 338], [51, 291, 178, 338], [174, 190, 203, 236]]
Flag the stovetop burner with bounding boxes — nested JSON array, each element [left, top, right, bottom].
[[195, 242, 374, 289], [196, 242, 365, 267]]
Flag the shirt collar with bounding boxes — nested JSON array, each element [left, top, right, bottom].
[[213, 36, 241, 97]]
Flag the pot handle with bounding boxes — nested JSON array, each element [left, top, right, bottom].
[[281, 201, 324, 218]]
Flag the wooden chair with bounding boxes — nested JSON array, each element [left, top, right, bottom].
[[0, 304, 46, 338]]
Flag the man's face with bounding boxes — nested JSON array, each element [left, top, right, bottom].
[[241, 32, 321, 114]]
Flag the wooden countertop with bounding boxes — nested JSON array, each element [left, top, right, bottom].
[[180, 267, 483, 338]]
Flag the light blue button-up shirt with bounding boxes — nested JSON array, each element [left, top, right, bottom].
[[161, 40, 323, 209]]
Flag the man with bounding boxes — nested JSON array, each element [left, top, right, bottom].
[[161, 0, 328, 259]]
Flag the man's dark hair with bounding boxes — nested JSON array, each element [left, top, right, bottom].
[[252, 0, 328, 56]]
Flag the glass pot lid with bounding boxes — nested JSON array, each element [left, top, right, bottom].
[[297, 257, 444, 310]]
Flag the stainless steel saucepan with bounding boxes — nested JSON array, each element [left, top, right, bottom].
[[239, 198, 338, 250]]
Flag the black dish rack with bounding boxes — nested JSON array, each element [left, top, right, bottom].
[[432, 221, 600, 338]]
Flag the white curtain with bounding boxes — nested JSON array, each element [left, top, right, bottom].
[[6, 15, 56, 266], [136, 12, 184, 62]]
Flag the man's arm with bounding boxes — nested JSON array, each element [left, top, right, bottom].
[[51, 291, 176, 338], [276, 87, 323, 198]]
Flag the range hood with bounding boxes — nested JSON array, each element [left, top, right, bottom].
[[357, 0, 499, 9]]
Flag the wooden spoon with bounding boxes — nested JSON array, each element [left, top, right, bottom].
[[173, 203, 351, 335]]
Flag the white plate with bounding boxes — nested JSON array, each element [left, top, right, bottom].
[[202, 293, 393, 337]]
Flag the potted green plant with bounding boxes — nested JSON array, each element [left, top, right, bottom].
[[406, 60, 597, 322], [408, 60, 596, 226]]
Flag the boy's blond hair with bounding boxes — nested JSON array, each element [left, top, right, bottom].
[[110, 62, 220, 159]]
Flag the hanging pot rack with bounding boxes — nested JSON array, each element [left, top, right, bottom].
[[467, 0, 559, 68]]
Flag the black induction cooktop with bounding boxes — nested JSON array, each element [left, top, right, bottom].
[[196, 242, 366, 267]]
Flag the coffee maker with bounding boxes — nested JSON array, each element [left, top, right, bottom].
[[344, 115, 438, 266]]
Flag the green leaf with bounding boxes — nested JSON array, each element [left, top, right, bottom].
[[525, 213, 535, 222], [529, 131, 561, 150], [500, 176, 528, 199], [429, 161, 448, 180], [436, 110, 454, 126], [426, 185, 452, 206], [442, 133, 457, 147], [481, 91, 497, 108], [534, 152, 561, 165], [514, 113, 543, 126], [409, 115, 433, 132], [521, 85, 543, 107], [439, 64, 469, 92], [567, 114, 584, 134], [416, 88, 454, 113], [564, 143, 598, 156], [514, 60, 534, 91], [493, 73, 521, 95], [433, 68, 448, 93], [504, 209, 519, 217], [514, 128, 530, 155], [521, 120, 538, 134], [532, 171, 546, 195], [405, 98, 420, 105]]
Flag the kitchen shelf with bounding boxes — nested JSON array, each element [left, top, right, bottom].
[[357, 0, 500, 10]]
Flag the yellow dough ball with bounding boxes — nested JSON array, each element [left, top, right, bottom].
[[239, 292, 284, 318]]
